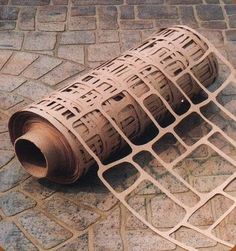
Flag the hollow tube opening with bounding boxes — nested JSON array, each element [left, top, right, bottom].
[[15, 138, 47, 178]]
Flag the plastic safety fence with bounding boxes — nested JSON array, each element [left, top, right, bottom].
[[9, 26, 236, 250]]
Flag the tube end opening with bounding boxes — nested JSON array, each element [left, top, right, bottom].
[[15, 138, 48, 178]]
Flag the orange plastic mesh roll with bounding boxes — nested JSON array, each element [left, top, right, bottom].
[[8, 25, 236, 250], [9, 26, 218, 183]]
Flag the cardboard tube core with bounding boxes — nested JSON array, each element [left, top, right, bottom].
[[15, 137, 47, 178], [11, 118, 77, 182]]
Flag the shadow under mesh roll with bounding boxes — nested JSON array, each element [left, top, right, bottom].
[[8, 26, 218, 184]]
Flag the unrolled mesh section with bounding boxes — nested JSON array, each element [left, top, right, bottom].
[[98, 27, 236, 249], [9, 26, 236, 250]]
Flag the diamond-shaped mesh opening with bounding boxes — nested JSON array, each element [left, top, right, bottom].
[[208, 132, 236, 161], [152, 133, 186, 163], [103, 162, 140, 193], [200, 101, 236, 141], [174, 112, 212, 146]]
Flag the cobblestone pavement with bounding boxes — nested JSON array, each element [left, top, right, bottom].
[[0, 0, 236, 250]]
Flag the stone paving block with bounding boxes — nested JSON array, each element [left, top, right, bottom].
[[0, 50, 12, 69], [201, 21, 227, 29], [18, 7, 36, 31], [127, 0, 163, 3], [0, 31, 23, 50], [166, 0, 202, 3], [188, 198, 214, 227], [192, 156, 235, 176], [71, 6, 96, 16], [179, 6, 198, 29], [120, 30, 141, 52], [0, 133, 13, 151], [0, 92, 24, 110], [18, 209, 72, 249], [42, 195, 100, 231], [24, 32, 57, 51], [224, 4, 236, 15], [58, 164, 118, 209], [60, 30, 95, 44], [0, 221, 37, 251], [126, 230, 176, 251], [173, 191, 200, 208], [38, 6, 67, 22], [15, 80, 52, 100], [0, 74, 25, 91], [69, 16, 96, 30], [151, 194, 186, 228], [173, 226, 217, 248], [198, 30, 224, 46], [88, 43, 120, 61], [56, 233, 89, 251], [97, 30, 119, 43], [1, 52, 38, 75], [119, 5, 134, 19], [58, 45, 84, 64], [226, 44, 236, 68], [218, 199, 236, 236], [98, 6, 118, 30], [225, 30, 236, 42], [0, 120, 8, 133], [0, 191, 36, 216], [22, 55, 62, 79], [205, 0, 220, 3], [120, 20, 153, 30], [126, 196, 148, 229], [38, 22, 65, 31], [41, 61, 84, 86], [0, 21, 16, 30], [196, 5, 224, 21], [11, 0, 50, 5], [0, 6, 19, 20], [93, 207, 123, 250], [0, 112, 8, 121], [229, 15, 236, 28], [192, 175, 230, 193], [53, 0, 68, 4], [155, 19, 180, 29], [0, 0, 8, 4], [211, 194, 234, 220], [21, 177, 59, 200], [72, 0, 123, 5], [0, 158, 29, 192], [132, 180, 162, 195], [137, 5, 178, 19], [0, 150, 14, 168], [0, 131, 12, 150], [213, 208, 236, 244]]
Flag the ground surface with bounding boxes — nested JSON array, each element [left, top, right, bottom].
[[0, 0, 236, 250]]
